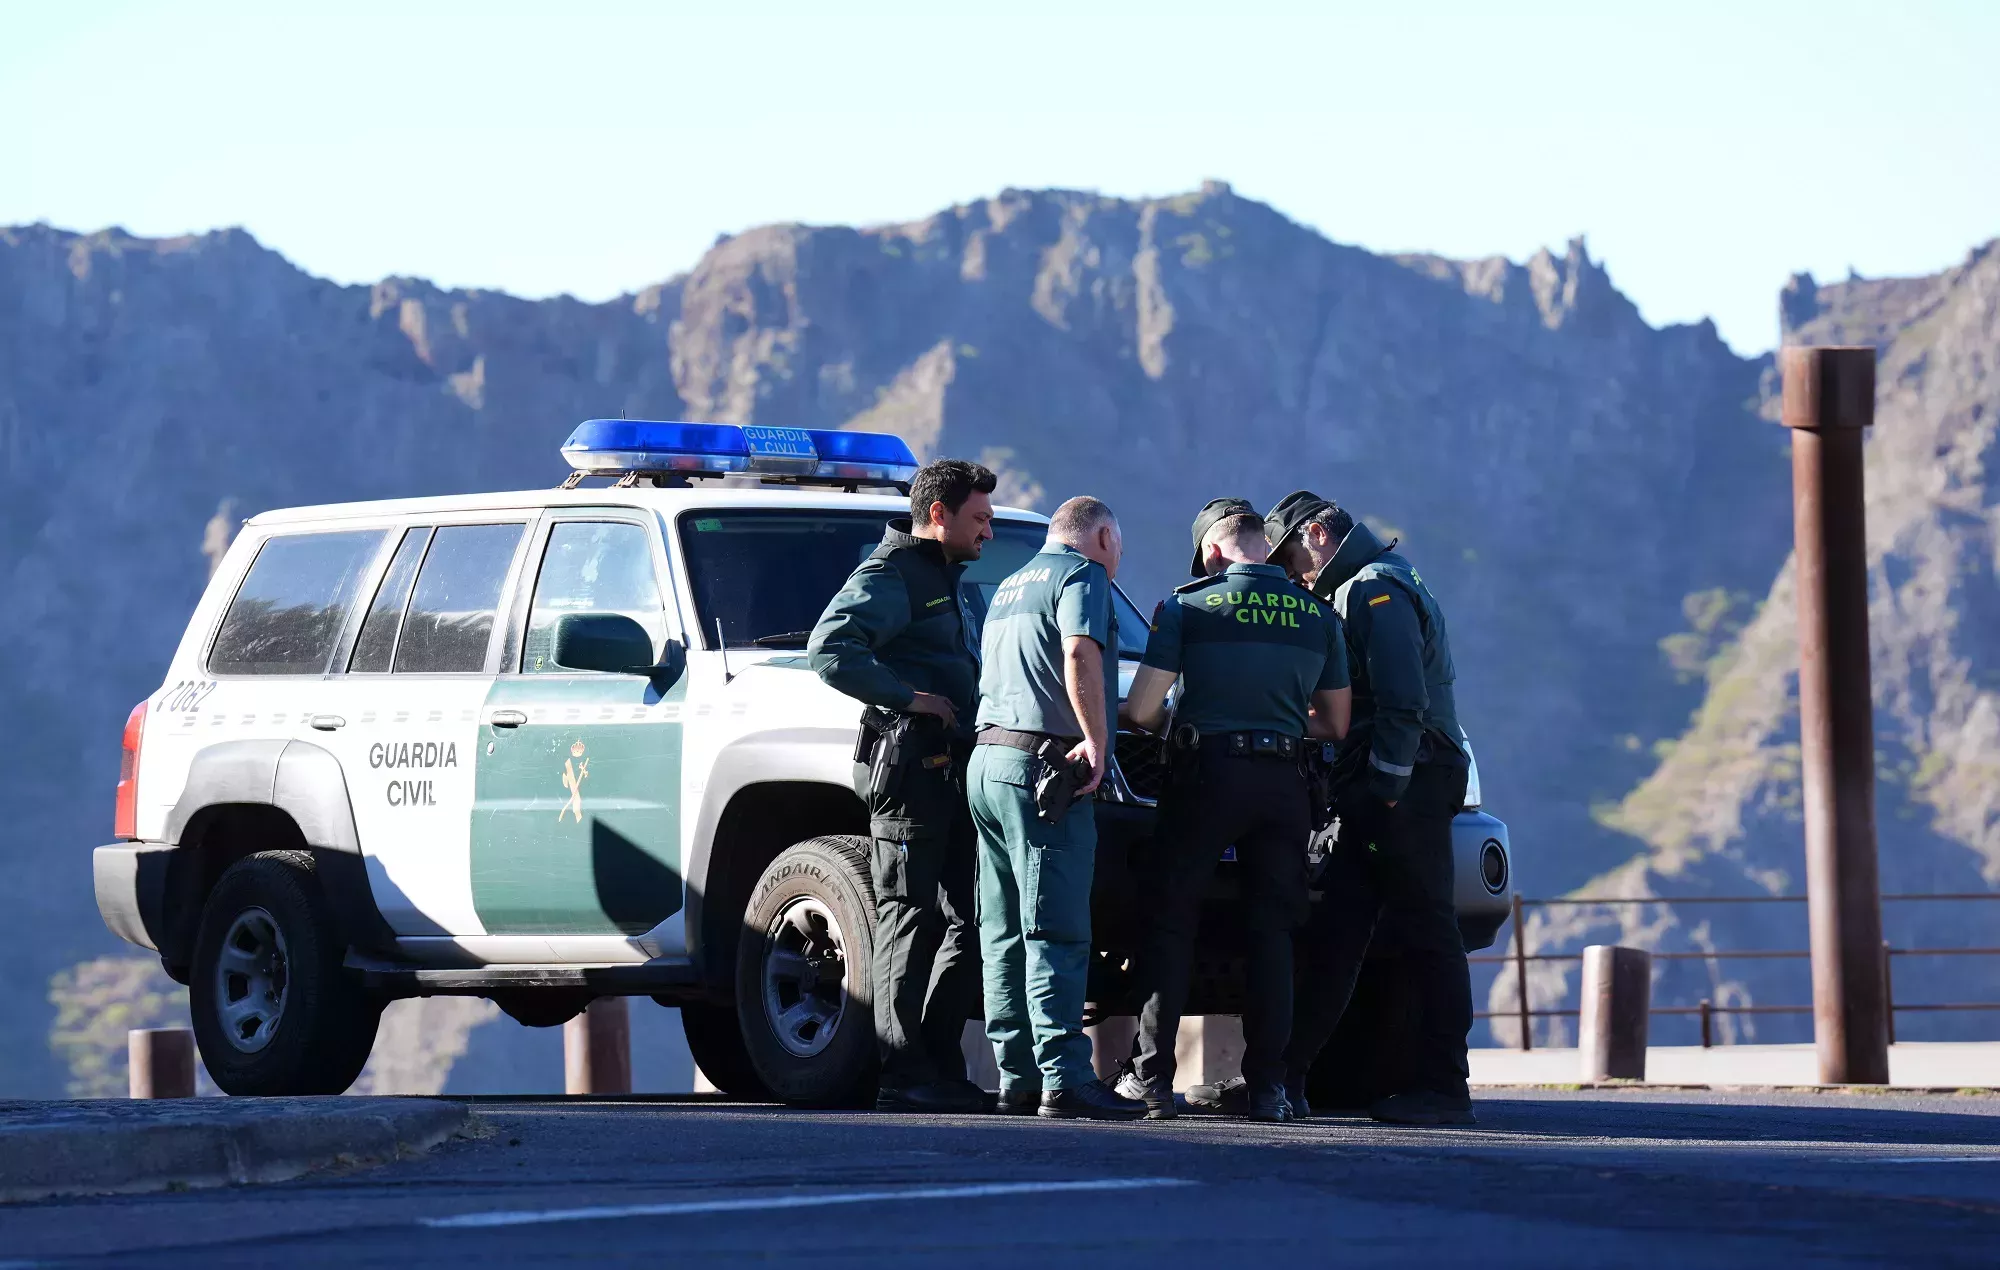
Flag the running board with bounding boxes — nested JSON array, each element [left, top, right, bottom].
[[345, 952, 700, 996]]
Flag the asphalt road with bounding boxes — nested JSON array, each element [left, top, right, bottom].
[[6, 1089, 2000, 1267]]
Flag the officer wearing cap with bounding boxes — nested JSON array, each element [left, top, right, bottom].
[[1111, 498, 1350, 1122], [1263, 490, 1475, 1127]]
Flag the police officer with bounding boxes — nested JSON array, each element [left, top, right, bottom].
[[969, 496, 1147, 1121], [1113, 499, 1350, 1122], [808, 458, 996, 1114], [1263, 490, 1475, 1126]]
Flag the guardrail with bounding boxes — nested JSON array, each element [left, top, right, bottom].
[[1474, 893, 2000, 1049]]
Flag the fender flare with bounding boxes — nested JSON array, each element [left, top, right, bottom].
[[684, 726, 866, 987], [162, 738, 393, 957]]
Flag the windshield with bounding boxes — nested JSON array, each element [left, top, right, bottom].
[[676, 509, 1151, 656]]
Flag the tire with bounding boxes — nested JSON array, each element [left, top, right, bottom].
[[734, 835, 878, 1107], [189, 851, 383, 1096], [679, 1002, 771, 1099]]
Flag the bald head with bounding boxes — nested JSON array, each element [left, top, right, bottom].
[[1048, 495, 1124, 579]]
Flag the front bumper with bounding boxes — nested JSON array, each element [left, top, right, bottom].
[[93, 840, 175, 953]]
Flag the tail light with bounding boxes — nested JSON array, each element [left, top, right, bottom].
[[114, 701, 147, 840]]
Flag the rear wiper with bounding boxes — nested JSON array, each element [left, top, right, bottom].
[[750, 631, 814, 649]]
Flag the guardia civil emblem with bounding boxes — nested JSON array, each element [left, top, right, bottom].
[[559, 739, 590, 822]]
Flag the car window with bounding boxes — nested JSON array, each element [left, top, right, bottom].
[[393, 523, 524, 674], [677, 510, 1148, 655], [347, 527, 432, 673], [522, 521, 667, 673], [208, 530, 385, 676]]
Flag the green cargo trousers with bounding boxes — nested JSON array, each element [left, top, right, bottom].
[[967, 743, 1098, 1094]]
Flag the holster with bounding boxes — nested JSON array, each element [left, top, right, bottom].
[[859, 706, 919, 803], [1032, 743, 1093, 826], [1304, 740, 1341, 833]]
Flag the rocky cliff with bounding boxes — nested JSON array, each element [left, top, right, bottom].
[[5, 182, 1974, 1092], [1501, 244, 2000, 1045]]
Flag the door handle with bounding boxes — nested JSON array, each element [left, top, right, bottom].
[[489, 709, 529, 729], [308, 714, 345, 731]]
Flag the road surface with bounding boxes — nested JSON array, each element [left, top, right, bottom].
[[5, 1089, 2000, 1266]]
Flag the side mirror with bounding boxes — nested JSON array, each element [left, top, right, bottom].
[[553, 613, 669, 682], [647, 639, 687, 692]]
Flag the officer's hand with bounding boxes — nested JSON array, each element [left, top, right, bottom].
[[1067, 738, 1105, 796], [907, 692, 958, 730]]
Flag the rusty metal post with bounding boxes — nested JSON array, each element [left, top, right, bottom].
[[564, 997, 632, 1095], [1882, 941, 1896, 1047], [1510, 893, 1532, 1050], [128, 1028, 196, 1098], [1699, 999, 1713, 1049], [1579, 946, 1651, 1082], [1782, 345, 1889, 1085]]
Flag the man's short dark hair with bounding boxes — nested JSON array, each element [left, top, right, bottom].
[[1312, 505, 1355, 544], [1207, 512, 1265, 546], [910, 458, 998, 525]]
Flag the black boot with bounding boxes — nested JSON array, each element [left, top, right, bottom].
[[1369, 1091, 1476, 1126], [876, 1081, 987, 1114], [1039, 1079, 1148, 1121], [1283, 1075, 1312, 1120], [995, 1085, 1042, 1115], [1246, 1080, 1292, 1123]]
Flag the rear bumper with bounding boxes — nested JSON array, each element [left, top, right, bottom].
[[93, 841, 175, 953]]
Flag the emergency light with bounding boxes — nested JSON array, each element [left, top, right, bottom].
[[559, 419, 920, 489]]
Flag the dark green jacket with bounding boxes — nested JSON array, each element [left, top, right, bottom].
[[1142, 562, 1347, 737], [808, 518, 980, 729], [1314, 522, 1464, 802]]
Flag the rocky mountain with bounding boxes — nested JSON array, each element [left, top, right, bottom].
[[1504, 244, 2000, 1045], [2, 181, 1980, 1093]]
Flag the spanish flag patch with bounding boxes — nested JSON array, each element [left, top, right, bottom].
[[1368, 593, 1392, 607]]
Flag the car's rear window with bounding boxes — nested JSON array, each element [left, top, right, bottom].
[[676, 510, 1147, 654], [208, 530, 386, 675]]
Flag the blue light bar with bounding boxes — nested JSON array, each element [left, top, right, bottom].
[[562, 420, 749, 474], [560, 419, 919, 486], [805, 429, 920, 484]]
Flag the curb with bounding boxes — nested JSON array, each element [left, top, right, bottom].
[[0, 1098, 476, 1203]]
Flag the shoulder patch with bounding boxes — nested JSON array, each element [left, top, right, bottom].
[[1172, 575, 1226, 595], [1368, 593, 1392, 607], [1150, 600, 1166, 632]]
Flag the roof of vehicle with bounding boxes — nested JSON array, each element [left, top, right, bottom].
[[248, 484, 1050, 528]]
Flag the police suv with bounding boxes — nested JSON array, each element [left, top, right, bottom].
[[94, 421, 1514, 1101]]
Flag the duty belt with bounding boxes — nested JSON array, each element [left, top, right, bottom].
[[1171, 725, 1302, 760], [976, 725, 1078, 756]]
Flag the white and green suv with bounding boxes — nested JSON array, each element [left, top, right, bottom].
[[93, 421, 1513, 1101]]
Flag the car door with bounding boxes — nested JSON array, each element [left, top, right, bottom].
[[313, 518, 532, 938], [469, 512, 687, 937]]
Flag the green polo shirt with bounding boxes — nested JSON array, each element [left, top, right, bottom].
[[1141, 562, 1347, 736], [975, 543, 1117, 739]]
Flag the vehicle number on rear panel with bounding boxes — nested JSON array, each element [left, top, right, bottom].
[[157, 680, 217, 713]]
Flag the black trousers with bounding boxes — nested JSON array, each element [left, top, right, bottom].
[[1286, 758, 1472, 1099], [1133, 749, 1312, 1089], [869, 741, 980, 1090]]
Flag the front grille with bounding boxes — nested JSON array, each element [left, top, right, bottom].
[[1113, 730, 1168, 804]]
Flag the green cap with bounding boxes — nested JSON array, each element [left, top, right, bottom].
[[1188, 497, 1259, 576], [1263, 489, 1339, 555]]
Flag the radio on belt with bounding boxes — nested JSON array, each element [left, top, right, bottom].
[[558, 419, 920, 490]]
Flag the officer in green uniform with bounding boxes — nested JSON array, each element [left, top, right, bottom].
[[808, 458, 996, 1114], [1114, 499, 1350, 1122], [969, 496, 1147, 1121], [1263, 489, 1475, 1126]]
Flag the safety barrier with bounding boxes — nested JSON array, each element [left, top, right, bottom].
[[1476, 892, 2000, 1050]]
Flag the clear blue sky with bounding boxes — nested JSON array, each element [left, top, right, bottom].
[[6, 0, 1995, 355]]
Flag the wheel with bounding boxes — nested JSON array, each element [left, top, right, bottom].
[[189, 851, 382, 1095], [679, 1002, 771, 1099], [734, 835, 878, 1107]]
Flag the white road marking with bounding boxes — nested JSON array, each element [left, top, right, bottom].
[[423, 1176, 1195, 1230]]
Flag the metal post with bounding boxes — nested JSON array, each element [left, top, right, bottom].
[[1579, 946, 1651, 1082], [1510, 893, 1532, 1050], [1882, 941, 1896, 1047], [564, 997, 632, 1095], [1782, 345, 1889, 1085], [128, 1028, 196, 1098], [1699, 999, 1712, 1049]]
